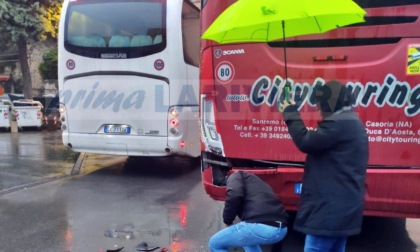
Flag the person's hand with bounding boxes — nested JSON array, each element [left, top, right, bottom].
[[279, 99, 296, 112]]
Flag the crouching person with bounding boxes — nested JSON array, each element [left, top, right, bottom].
[[209, 171, 288, 252]]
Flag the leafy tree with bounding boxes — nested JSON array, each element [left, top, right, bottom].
[[0, 0, 62, 99], [38, 48, 58, 87], [40, 1, 61, 40]]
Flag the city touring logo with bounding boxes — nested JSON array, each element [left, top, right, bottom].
[[247, 74, 420, 117]]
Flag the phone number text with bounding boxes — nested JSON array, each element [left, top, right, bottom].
[[257, 133, 292, 139]]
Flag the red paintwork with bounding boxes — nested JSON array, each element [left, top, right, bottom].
[[200, 1, 420, 218]]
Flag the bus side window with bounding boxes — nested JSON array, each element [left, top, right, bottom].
[[131, 35, 153, 47], [109, 35, 130, 47]]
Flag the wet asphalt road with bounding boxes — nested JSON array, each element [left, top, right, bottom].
[[0, 130, 77, 194], [0, 130, 419, 252]]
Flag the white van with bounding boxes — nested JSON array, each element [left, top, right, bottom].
[[0, 99, 12, 131], [13, 99, 44, 131]]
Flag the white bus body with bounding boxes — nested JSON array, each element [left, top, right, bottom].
[[58, 0, 200, 157]]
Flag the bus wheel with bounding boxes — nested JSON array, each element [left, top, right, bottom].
[[18, 127, 23, 132]]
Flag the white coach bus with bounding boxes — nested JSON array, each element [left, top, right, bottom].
[[58, 0, 200, 157]]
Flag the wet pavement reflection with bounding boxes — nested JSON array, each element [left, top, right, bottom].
[[0, 130, 77, 193], [0, 131, 419, 251], [0, 154, 225, 251]]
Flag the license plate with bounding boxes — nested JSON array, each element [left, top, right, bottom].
[[294, 183, 302, 195], [104, 125, 131, 134]]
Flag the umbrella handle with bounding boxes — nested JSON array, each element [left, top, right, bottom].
[[284, 86, 290, 103], [282, 20, 288, 81], [277, 99, 283, 112], [277, 86, 291, 112]]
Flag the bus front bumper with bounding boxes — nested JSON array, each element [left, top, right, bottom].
[[202, 166, 420, 219]]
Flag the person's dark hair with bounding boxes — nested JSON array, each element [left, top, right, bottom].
[[315, 80, 353, 118]]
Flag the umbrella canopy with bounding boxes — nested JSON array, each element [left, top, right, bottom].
[[201, 0, 366, 44], [201, 0, 366, 111]]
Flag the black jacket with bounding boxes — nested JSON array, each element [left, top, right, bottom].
[[223, 171, 288, 226], [283, 105, 368, 237]]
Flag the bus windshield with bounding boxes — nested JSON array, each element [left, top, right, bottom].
[[64, 0, 166, 58]]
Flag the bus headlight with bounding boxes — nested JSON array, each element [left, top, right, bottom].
[[201, 95, 225, 156]]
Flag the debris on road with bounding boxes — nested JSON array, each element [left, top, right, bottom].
[[135, 241, 160, 251]]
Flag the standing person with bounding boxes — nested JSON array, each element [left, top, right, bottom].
[[280, 80, 369, 252], [208, 170, 288, 252]]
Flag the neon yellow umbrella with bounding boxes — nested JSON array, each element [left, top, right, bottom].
[[201, 0, 366, 80]]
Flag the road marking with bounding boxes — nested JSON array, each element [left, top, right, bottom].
[[0, 176, 65, 196]]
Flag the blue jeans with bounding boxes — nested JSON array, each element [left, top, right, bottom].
[[304, 234, 347, 252], [209, 221, 288, 252]]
